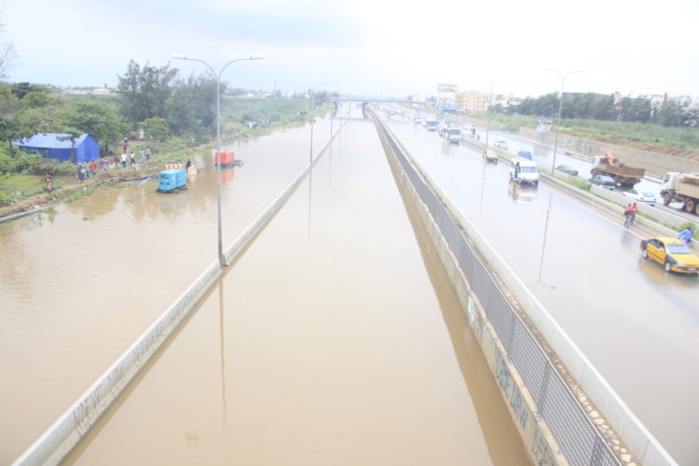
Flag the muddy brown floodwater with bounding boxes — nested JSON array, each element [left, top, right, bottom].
[[2, 106, 531, 465]]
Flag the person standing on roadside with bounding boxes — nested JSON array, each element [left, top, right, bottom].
[[623, 204, 632, 227], [630, 203, 638, 225], [120, 152, 127, 168]]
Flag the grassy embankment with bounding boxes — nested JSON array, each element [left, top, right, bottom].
[[0, 97, 324, 216], [469, 112, 699, 152]]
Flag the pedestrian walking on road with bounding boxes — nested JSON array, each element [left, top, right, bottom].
[[679, 227, 693, 244], [630, 203, 638, 225], [623, 204, 633, 228]]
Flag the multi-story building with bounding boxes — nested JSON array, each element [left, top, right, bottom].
[[454, 90, 488, 113]]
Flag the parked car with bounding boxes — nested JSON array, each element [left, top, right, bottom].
[[556, 164, 578, 176], [517, 150, 532, 159], [482, 151, 498, 164], [623, 189, 657, 205], [589, 175, 616, 189], [494, 140, 508, 150], [640, 237, 699, 274]]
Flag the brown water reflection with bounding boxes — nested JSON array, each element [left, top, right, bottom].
[[0, 116, 327, 463], [61, 114, 529, 465]]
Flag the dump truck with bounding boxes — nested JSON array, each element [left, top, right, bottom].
[[660, 172, 699, 215], [590, 152, 645, 188]]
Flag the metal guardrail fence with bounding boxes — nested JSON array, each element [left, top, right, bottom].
[[378, 119, 620, 466]]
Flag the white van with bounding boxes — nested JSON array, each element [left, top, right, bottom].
[[510, 159, 539, 185]]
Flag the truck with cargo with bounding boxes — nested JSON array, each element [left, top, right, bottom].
[[590, 152, 645, 188], [660, 172, 699, 215]]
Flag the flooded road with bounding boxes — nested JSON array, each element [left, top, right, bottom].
[[2, 107, 530, 465], [387, 117, 699, 465], [0, 115, 325, 462]]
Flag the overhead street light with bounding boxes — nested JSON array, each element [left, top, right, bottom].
[[546, 68, 581, 174], [295, 82, 328, 164], [172, 53, 266, 268], [483, 80, 502, 155]]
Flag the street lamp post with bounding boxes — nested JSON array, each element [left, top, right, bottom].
[[295, 82, 328, 164], [546, 69, 581, 174], [172, 54, 265, 268], [483, 80, 502, 154]]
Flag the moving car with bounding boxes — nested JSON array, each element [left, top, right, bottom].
[[640, 237, 699, 274], [589, 175, 616, 189], [623, 189, 657, 205], [510, 159, 539, 185], [517, 150, 532, 159], [556, 164, 578, 176], [494, 140, 508, 150], [482, 151, 498, 164]]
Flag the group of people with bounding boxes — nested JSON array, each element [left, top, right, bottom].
[[76, 159, 110, 182], [623, 203, 638, 227], [624, 202, 694, 245], [113, 147, 152, 169]]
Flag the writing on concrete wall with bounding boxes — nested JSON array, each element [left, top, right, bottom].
[[494, 351, 556, 465], [494, 351, 529, 430], [531, 428, 556, 466]]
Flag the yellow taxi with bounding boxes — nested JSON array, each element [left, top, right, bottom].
[[640, 236, 699, 274], [482, 151, 498, 164]]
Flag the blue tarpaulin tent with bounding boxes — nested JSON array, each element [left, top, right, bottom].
[[12, 133, 100, 163]]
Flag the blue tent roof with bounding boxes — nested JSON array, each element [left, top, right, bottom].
[[12, 133, 100, 163]]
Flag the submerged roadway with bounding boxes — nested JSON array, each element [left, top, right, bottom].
[[1, 103, 696, 464]]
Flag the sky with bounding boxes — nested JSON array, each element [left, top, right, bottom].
[[3, 0, 699, 100]]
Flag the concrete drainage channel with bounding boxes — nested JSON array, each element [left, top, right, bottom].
[[11, 125, 343, 466]]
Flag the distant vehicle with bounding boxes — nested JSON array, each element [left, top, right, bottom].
[[461, 125, 477, 139], [589, 175, 616, 189], [640, 237, 699, 274], [425, 120, 438, 131], [556, 164, 578, 176], [623, 189, 657, 205], [510, 159, 539, 185], [446, 127, 461, 143], [590, 152, 645, 188], [482, 151, 498, 164], [517, 150, 532, 160], [494, 140, 508, 150], [660, 172, 699, 215]]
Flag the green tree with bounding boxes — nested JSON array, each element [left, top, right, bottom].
[[59, 101, 127, 153], [140, 117, 170, 141], [11, 82, 49, 100], [618, 96, 651, 123], [116, 59, 178, 128], [655, 99, 688, 127], [165, 74, 217, 138]]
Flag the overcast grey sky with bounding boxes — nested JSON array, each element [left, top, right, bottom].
[[4, 0, 699, 99]]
